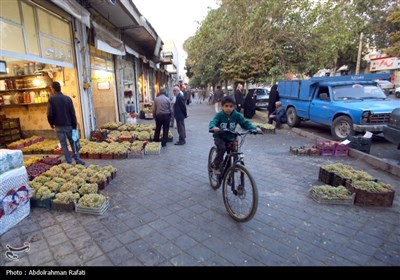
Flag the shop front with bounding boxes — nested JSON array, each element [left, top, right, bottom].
[[0, 0, 88, 145]]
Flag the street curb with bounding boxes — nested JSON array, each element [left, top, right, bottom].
[[291, 127, 400, 178], [253, 110, 399, 177]]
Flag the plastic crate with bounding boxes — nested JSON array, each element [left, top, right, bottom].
[[128, 150, 144, 159], [309, 189, 355, 205], [334, 144, 349, 157], [0, 118, 20, 130], [75, 200, 109, 215], [349, 136, 371, 154], [51, 201, 75, 212], [316, 139, 336, 156], [331, 173, 348, 187], [345, 181, 395, 207], [100, 154, 114, 160], [30, 198, 52, 209], [318, 167, 334, 185], [145, 143, 161, 155]]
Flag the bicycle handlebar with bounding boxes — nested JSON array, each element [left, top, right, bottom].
[[209, 128, 263, 136]]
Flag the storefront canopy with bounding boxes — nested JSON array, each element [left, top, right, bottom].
[[92, 22, 125, 56], [50, 0, 90, 27]]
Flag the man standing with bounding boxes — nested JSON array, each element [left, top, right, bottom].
[[173, 86, 187, 145], [234, 83, 245, 113], [153, 88, 172, 147], [268, 84, 279, 124], [47, 81, 85, 165]]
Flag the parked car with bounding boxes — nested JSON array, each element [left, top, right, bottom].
[[248, 88, 269, 110], [375, 80, 395, 96], [383, 108, 400, 149], [395, 86, 400, 98]]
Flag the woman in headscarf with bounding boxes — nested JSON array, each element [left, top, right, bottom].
[[243, 89, 257, 118]]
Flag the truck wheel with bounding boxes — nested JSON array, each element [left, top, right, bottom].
[[396, 91, 400, 98], [331, 116, 353, 140], [286, 107, 300, 127]]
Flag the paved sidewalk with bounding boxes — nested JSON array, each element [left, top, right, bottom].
[[1, 103, 399, 266]]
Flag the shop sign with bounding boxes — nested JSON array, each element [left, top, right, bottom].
[[370, 57, 399, 71]]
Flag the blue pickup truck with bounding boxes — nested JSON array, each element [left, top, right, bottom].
[[278, 74, 400, 140]]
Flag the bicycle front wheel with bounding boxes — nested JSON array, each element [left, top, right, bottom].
[[222, 164, 258, 222], [208, 146, 220, 190]]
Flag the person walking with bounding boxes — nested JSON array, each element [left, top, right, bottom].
[[153, 88, 172, 147], [173, 86, 187, 145], [234, 83, 245, 113], [213, 85, 224, 113], [268, 84, 279, 124], [47, 81, 85, 165]]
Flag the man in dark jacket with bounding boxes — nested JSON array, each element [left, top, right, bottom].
[[47, 82, 85, 165], [268, 84, 279, 124], [173, 86, 187, 145]]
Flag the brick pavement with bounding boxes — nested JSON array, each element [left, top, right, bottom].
[[1, 102, 399, 266]]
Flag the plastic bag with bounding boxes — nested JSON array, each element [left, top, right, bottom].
[[72, 129, 80, 151], [72, 129, 79, 141]]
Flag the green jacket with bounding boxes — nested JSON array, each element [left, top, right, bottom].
[[209, 110, 256, 142]]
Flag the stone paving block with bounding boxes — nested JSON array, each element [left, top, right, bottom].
[[107, 246, 134, 265], [77, 243, 104, 263], [57, 252, 82, 266], [118, 257, 143, 266], [28, 248, 54, 266], [95, 236, 123, 253], [115, 230, 141, 245], [173, 234, 198, 251], [46, 232, 69, 247], [155, 242, 183, 259], [64, 226, 87, 240], [170, 252, 201, 266], [202, 236, 230, 253], [70, 234, 93, 251], [51, 241, 75, 260], [148, 219, 170, 231], [85, 255, 114, 266], [41, 224, 63, 237], [159, 226, 183, 240], [136, 249, 166, 266], [286, 252, 325, 266], [125, 239, 151, 256]]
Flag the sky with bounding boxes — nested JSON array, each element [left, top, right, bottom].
[[133, 0, 220, 75]]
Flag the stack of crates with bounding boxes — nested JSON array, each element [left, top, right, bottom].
[[0, 118, 22, 146]]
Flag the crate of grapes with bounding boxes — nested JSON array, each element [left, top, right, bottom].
[[309, 186, 355, 205], [145, 142, 161, 155], [75, 198, 109, 215]]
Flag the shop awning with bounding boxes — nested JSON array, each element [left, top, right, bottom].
[[92, 22, 125, 56], [125, 46, 139, 58], [50, 0, 90, 27]]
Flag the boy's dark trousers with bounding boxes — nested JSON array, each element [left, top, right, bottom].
[[213, 137, 228, 167]]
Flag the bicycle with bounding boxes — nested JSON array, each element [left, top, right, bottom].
[[208, 129, 263, 222]]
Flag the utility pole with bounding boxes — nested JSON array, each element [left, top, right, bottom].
[[356, 32, 363, 75]]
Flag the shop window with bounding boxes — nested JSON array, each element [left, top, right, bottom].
[[0, 0, 21, 24], [37, 9, 70, 42], [0, 21, 25, 54], [21, 2, 40, 56]]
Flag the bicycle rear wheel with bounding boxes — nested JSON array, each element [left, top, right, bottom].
[[208, 146, 220, 190], [222, 164, 258, 222]]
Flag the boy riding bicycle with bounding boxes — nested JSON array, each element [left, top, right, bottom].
[[209, 96, 261, 174]]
